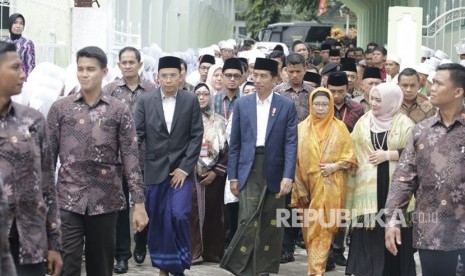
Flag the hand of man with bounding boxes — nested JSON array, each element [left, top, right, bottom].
[[385, 227, 401, 256], [319, 163, 338, 177], [200, 171, 217, 186], [278, 178, 293, 197], [369, 150, 388, 165], [170, 168, 187, 189], [132, 203, 149, 232], [47, 250, 63, 276], [299, 196, 310, 207], [230, 180, 239, 197]]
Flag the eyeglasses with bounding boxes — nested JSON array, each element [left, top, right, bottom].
[[224, 73, 242, 80], [195, 91, 211, 97], [312, 103, 330, 108]]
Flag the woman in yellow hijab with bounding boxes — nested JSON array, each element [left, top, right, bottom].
[[291, 87, 356, 276]]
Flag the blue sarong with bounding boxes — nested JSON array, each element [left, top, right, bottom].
[[146, 177, 192, 274]]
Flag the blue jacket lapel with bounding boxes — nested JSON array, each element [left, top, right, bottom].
[[244, 95, 257, 142], [265, 94, 283, 142]]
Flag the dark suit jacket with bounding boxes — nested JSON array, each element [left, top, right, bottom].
[[227, 93, 298, 193], [134, 89, 203, 185]]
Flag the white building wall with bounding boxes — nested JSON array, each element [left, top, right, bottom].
[[10, 0, 73, 67]]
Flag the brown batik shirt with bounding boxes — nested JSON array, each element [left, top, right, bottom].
[[399, 94, 437, 123], [273, 81, 314, 123], [47, 92, 145, 216], [103, 77, 156, 168], [385, 110, 465, 251], [0, 102, 61, 264]]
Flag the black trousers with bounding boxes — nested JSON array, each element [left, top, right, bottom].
[[10, 236, 46, 276], [61, 210, 118, 276], [225, 202, 239, 247], [115, 176, 149, 260], [115, 179, 132, 261], [282, 193, 296, 254], [419, 249, 464, 276]]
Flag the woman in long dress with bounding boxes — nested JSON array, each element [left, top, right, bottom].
[[291, 87, 356, 275], [189, 83, 228, 263], [346, 82, 416, 276]]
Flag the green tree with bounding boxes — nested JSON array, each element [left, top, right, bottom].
[[289, 0, 319, 21]]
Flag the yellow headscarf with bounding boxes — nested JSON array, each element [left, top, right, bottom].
[[308, 87, 335, 142]]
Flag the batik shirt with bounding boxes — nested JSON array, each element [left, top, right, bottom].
[[399, 94, 436, 123], [0, 102, 61, 264], [273, 81, 314, 123], [214, 90, 240, 120], [103, 77, 156, 168], [385, 110, 465, 251], [47, 92, 145, 216], [7, 36, 35, 79], [334, 99, 365, 132]]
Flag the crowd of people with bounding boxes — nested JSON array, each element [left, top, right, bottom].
[[0, 10, 465, 276]]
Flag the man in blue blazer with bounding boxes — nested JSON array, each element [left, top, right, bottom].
[[220, 58, 298, 276]]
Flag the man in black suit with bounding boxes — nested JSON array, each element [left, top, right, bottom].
[[134, 56, 203, 276]]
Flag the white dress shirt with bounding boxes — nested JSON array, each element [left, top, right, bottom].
[[256, 92, 273, 147], [161, 89, 177, 134]]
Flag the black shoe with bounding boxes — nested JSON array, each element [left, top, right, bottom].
[[133, 248, 146, 264], [295, 240, 306, 249], [280, 252, 295, 263], [334, 253, 348, 266], [114, 260, 128, 274], [325, 261, 335, 272]]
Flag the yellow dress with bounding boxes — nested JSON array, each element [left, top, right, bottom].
[[291, 88, 356, 275]]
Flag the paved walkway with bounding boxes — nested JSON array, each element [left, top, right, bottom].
[[80, 248, 422, 275]]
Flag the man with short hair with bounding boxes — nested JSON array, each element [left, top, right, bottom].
[[135, 56, 203, 276], [372, 46, 387, 82], [292, 40, 309, 60], [385, 63, 465, 276], [273, 53, 313, 263], [48, 46, 148, 276], [385, 54, 401, 83], [363, 48, 374, 67], [220, 57, 297, 276], [0, 41, 62, 276], [353, 67, 382, 112], [317, 43, 332, 69], [274, 53, 313, 122], [327, 71, 364, 133], [269, 50, 286, 85], [179, 59, 194, 92], [103, 46, 157, 274], [397, 68, 436, 123], [354, 47, 364, 63], [214, 58, 243, 120]]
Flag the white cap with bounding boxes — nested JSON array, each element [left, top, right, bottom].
[[456, 40, 465, 55], [220, 41, 235, 50], [226, 39, 237, 47], [427, 71, 436, 83], [416, 63, 435, 76], [426, 56, 441, 68], [461, 60, 465, 67], [439, 59, 453, 65], [198, 47, 214, 57], [421, 46, 432, 58], [210, 44, 220, 54], [434, 49, 450, 60], [386, 54, 401, 65]]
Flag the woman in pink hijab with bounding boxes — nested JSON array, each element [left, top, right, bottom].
[[346, 83, 417, 276]]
